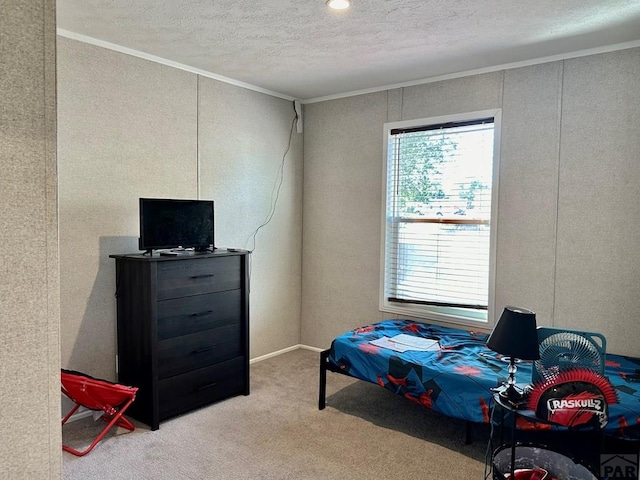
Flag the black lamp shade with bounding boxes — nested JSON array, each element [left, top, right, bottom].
[[486, 306, 540, 360]]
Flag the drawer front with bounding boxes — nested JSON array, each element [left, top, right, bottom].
[[157, 289, 241, 340], [158, 324, 242, 379], [159, 357, 245, 419], [157, 256, 241, 300]]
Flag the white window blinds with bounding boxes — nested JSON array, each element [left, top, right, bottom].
[[383, 117, 495, 312]]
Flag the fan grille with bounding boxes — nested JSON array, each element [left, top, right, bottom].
[[533, 331, 604, 383]]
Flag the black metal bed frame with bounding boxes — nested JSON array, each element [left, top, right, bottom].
[[318, 348, 473, 444]]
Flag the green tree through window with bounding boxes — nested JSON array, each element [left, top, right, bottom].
[[395, 132, 454, 214]]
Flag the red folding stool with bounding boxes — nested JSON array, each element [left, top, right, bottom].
[[61, 369, 138, 456]]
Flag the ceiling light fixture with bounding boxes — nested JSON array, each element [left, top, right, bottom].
[[326, 0, 350, 10]]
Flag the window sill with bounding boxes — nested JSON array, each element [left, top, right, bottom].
[[380, 302, 491, 332]]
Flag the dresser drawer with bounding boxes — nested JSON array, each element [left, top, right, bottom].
[[157, 256, 241, 300], [159, 357, 246, 419], [157, 289, 241, 340], [158, 324, 242, 379]]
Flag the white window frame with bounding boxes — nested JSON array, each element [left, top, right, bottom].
[[379, 109, 501, 329]]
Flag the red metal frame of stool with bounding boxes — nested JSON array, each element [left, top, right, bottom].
[[61, 372, 138, 457]]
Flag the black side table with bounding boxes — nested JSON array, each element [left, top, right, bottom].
[[492, 392, 529, 478], [491, 392, 601, 479]]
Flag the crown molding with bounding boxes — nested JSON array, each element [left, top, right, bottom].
[[302, 39, 640, 104], [56, 29, 296, 102], [56, 29, 640, 105]]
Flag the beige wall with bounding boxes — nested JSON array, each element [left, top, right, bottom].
[[301, 93, 389, 344], [0, 0, 61, 478], [198, 79, 303, 355], [555, 49, 640, 342], [301, 48, 640, 358], [57, 37, 303, 381], [57, 38, 198, 379]]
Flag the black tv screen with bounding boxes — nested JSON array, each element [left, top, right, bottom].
[[138, 198, 214, 252]]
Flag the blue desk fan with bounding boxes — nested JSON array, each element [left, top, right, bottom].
[[532, 327, 606, 384]]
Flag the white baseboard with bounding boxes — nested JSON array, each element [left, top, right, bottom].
[[250, 344, 324, 364], [298, 344, 324, 353], [250, 345, 300, 364]]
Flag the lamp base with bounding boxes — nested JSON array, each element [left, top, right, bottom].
[[495, 384, 529, 408]]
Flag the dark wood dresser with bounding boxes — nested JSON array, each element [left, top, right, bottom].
[[110, 250, 250, 430]]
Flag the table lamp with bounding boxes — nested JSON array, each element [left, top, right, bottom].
[[486, 306, 540, 402]]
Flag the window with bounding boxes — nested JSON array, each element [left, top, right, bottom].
[[380, 110, 500, 326]]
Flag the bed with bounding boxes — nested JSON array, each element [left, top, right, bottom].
[[318, 319, 640, 441]]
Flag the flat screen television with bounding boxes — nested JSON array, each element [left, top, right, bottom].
[[138, 198, 214, 252]]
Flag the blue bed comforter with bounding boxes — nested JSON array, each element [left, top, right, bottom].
[[328, 319, 640, 439]]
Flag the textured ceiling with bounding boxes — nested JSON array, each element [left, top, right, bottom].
[[56, 0, 640, 101]]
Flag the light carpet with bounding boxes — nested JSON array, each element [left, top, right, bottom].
[[62, 348, 490, 479]]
